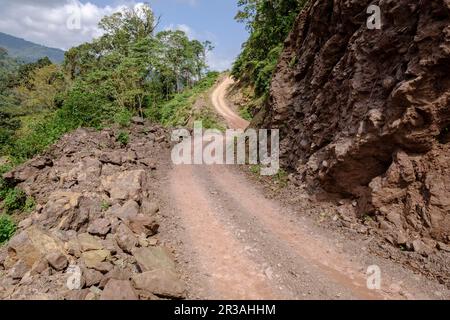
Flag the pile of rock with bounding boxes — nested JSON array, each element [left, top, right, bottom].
[[0, 121, 185, 300]]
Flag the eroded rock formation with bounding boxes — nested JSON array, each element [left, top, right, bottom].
[[259, 0, 450, 244]]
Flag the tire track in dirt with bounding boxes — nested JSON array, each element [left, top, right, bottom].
[[169, 164, 282, 299], [164, 76, 448, 300]]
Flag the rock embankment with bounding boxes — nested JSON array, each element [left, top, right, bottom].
[[259, 0, 450, 249], [0, 120, 185, 300]]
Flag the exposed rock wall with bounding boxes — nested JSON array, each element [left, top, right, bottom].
[[260, 0, 450, 244]]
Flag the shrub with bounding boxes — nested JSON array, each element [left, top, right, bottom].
[[114, 108, 133, 127], [8, 112, 72, 163], [3, 188, 26, 213], [0, 215, 16, 245], [117, 131, 129, 146], [24, 196, 36, 213], [0, 164, 12, 199]]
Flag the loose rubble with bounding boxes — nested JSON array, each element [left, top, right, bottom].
[[0, 121, 186, 300]]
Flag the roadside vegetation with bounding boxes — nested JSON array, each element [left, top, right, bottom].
[[151, 71, 224, 130], [0, 3, 213, 165], [0, 3, 218, 244], [231, 0, 307, 117]]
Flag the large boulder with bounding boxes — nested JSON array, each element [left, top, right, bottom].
[[77, 233, 104, 252], [126, 215, 159, 237], [132, 247, 176, 273], [7, 226, 65, 269], [39, 191, 82, 228], [101, 170, 147, 202], [132, 269, 186, 299], [87, 218, 111, 237], [81, 250, 111, 269], [100, 279, 138, 300], [114, 224, 138, 254], [108, 200, 140, 221]]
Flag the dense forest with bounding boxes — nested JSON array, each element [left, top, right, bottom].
[[0, 4, 213, 164]]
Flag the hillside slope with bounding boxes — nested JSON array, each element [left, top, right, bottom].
[[259, 0, 450, 246], [0, 32, 64, 63]]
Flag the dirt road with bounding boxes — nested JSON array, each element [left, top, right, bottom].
[[211, 76, 250, 130], [162, 77, 449, 300]]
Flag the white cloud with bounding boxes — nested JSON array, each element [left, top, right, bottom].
[[206, 51, 233, 72], [0, 0, 143, 50], [0, 0, 235, 71], [174, 0, 198, 6]]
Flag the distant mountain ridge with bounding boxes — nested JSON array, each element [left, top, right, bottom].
[[0, 32, 65, 63]]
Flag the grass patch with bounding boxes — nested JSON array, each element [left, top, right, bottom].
[[150, 72, 222, 129], [101, 200, 111, 211], [24, 196, 36, 213], [0, 214, 16, 245], [117, 131, 129, 146], [273, 169, 288, 187], [239, 106, 253, 122], [2, 188, 26, 214], [249, 165, 288, 188]]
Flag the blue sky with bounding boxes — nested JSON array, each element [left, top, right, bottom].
[[0, 0, 249, 70], [147, 0, 249, 70]]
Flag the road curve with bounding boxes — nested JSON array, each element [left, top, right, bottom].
[[211, 76, 250, 130], [161, 77, 449, 300]]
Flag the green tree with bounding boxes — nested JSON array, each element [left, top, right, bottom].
[[232, 0, 307, 95]]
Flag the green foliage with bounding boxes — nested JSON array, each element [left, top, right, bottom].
[[8, 111, 73, 163], [0, 214, 16, 245], [197, 109, 225, 131], [0, 47, 19, 93], [154, 72, 220, 127], [232, 0, 307, 96], [24, 196, 36, 213], [101, 200, 111, 211], [0, 164, 12, 200], [239, 106, 253, 121], [8, 57, 52, 89], [1, 3, 215, 164], [64, 4, 212, 115], [2, 188, 26, 214], [0, 111, 21, 154], [273, 168, 288, 187], [61, 77, 116, 129], [250, 164, 260, 175], [114, 108, 133, 127], [117, 131, 129, 146]]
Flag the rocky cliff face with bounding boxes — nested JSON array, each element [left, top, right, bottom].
[[260, 0, 450, 245]]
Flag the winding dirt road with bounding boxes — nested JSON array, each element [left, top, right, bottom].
[[211, 76, 250, 130], [162, 77, 449, 300]]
